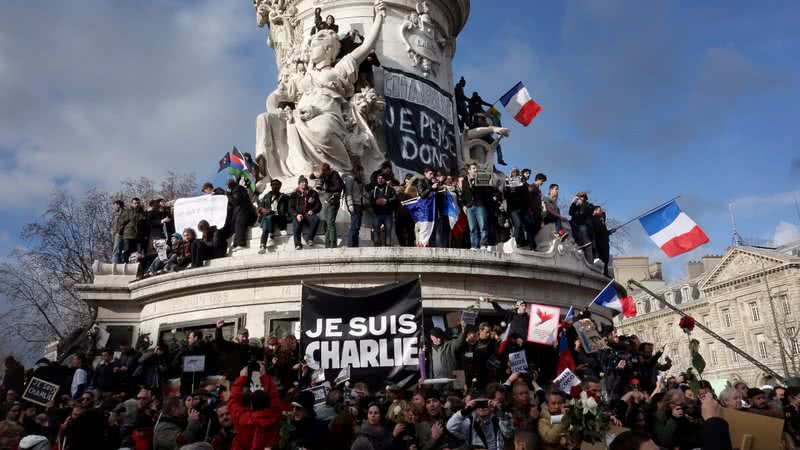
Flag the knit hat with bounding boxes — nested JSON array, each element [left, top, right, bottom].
[[423, 389, 442, 401], [429, 327, 445, 339], [19, 436, 50, 450], [174, 232, 182, 239], [298, 175, 308, 184], [291, 390, 316, 414]]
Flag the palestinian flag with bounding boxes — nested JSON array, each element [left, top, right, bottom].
[[217, 152, 231, 173]]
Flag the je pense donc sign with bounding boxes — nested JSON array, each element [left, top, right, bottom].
[[300, 280, 423, 389]]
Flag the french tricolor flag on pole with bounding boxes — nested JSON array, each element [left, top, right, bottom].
[[590, 281, 636, 318], [639, 200, 709, 258], [499, 82, 542, 126]]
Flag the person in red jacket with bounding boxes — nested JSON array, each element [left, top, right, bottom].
[[228, 362, 284, 450]]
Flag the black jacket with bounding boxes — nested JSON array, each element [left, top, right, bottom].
[[229, 185, 256, 221], [568, 200, 594, 226], [311, 171, 344, 201], [370, 183, 397, 215], [258, 191, 289, 219], [289, 188, 322, 216], [460, 177, 494, 208], [505, 181, 532, 211], [414, 177, 436, 199]]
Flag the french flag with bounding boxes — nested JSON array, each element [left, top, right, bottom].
[[499, 82, 542, 126], [639, 200, 709, 258], [403, 196, 436, 247], [444, 192, 468, 240], [591, 280, 636, 318]]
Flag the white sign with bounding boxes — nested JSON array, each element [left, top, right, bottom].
[[554, 368, 582, 394], [509, 350, 528, 373], [305, 384, 329, 406], [431, 316, 446, 332], [174, 195, 228, 238], [154, 239, 168, 261], [526, 304, 561, 345], [183, 355, 206, 373], [93, 325, 110, 349]]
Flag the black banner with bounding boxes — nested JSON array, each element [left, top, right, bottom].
[[300, 279, 423, 389], [383, 68, 458, 176]]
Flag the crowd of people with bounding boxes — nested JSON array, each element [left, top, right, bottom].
[[1, 303, 799, 450], [113, 160, 613, 279]]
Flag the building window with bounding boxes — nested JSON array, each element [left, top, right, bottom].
[[750, 302, 761, 322], [780, 295, 791, 315], [788, 327, 799, 355], [756, 333, 768, 359], [666, 292, 673, 305], [682, 287, 691, 303], [722, 308, 732, 328], [729, 338, 739, 363], [702, 314, 710, 326], [709, 344, 718, 366], [669, 322, 674, 337]]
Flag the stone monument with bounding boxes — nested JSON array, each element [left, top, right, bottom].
[[76, 0, 610, 365]]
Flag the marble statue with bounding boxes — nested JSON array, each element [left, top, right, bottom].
[[254, 0, 302, 73], [401, 0, 447, 78], [255, 0, 388, 189]]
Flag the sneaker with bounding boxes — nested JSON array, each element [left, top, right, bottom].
[[266, 237, 275, 247], [470, 247, 479, 251], [593, 258, 602, 265], [295, 245, 302, 250], [258, 246, 266, 254], [558, 230, 569, 241], [231, 246, 244, 253]]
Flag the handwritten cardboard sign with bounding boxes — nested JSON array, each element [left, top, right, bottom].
[[574, 319, 607, 353], [183, 355, 206, 373], [526, 304, 561, 345], [720, 407, 784, 450], [509, 350, 528, 373], [553, 369, 582, 394], [461, 310, 478, 326], [22, 377, 60, 407]]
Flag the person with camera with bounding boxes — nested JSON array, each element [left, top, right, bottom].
[[538, 389, 570, 450], [153, 395, 203, 450], [228, 362, 284, 450], [649, 389, 699, 450], [447, 396, 512, 450]]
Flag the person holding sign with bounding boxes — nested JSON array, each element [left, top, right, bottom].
[[426, 321, 467, 383], [228, 362, 284, 450], [173, 330, 214, 396]]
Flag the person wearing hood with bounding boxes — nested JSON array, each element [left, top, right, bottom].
[[426, 321, 466, 382], [18, 435, 49, 450], [228, 363, 284, 450], [288, 175, 322, 250], [153, 396, 202, 450]]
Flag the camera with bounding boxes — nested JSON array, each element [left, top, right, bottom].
[[474, 400, 489, 408]]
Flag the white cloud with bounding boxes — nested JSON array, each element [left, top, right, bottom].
[[774, 222, 800, 246], [0, 1, 274, 210], [732, 191, 798, 215]]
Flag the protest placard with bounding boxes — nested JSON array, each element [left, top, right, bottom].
[[526, 304, 560, 345], [22, 378, 60, 406], [553, 369, 582, 394], [574, 319, 608, 353], [509, 351, 528, 373], [305, 384, 329, 406], [183, 355, 205, 373], [720, 407, 784, 450], [431, 315, 446, 332], [174, 194, 228, 238], [461, 309, 478, 325], [154, 239, 168, 261]]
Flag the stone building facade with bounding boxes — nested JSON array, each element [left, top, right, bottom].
[[614, 241, 800, 389]]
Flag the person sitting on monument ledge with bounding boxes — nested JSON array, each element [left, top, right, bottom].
[[309, 163, 344, 249], [257, 179, 289, 253], [227, 178, 257, 253], [344, 162, 368, 248], [370, 173, 396, 247], [542, 183, 569, 241], [289, 175, 322, 250], [191, 220, 227, 267], [163, 228, 194, 272], [201, 182, 226, 196]]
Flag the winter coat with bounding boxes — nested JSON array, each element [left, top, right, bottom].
[[153, 414, 203, 450], [446, 409, 511, 450], [229, 185, 256, 222], [122, 207, 146, 240], [460, 177, 494, 208], [228, 374, 283, 450], [369, 183, 396, 215], [505, 180, 532, 211], [257, 191, 289, 224], [568, 200, 594, 226], [351, 424, 393, 450], [311, 170, 344, 200], [92, 360, 117, 392], [289, 188, 322, 217], [414, 177, 435, 199], [344, 174, 369, 209], [538, 408, 567, 450], [112, 210, 126, 239], [134, 350, 168, 392], [214, 327, 260, 381], [428, 331, 466, 379]]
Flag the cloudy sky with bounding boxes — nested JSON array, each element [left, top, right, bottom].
[[1, 0, 798, 280]]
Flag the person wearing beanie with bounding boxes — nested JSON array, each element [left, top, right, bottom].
[[281, 390, 328, 450], [288, 175, 322, 250], [18, 435, 49, 450], [228, 363, 284, 450], [426, 321, 467, 383]]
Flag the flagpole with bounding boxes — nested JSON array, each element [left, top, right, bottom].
[[588, 279, 615, 307], [609, 196, 681, 234], [627, 279, 785, 383]]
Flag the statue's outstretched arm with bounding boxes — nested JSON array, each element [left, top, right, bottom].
[[350, 1, 387, 64], [466, 126, 509, 140]]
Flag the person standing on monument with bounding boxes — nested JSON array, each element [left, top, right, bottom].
[[120, 197, 145, 262], [369, 173, 396, 246], [289, 175, 322, 250], [310, 163, 344, 248], [460, 163, 493, 250], [344, 163, 368, 247], [542, 184, 569, 240], [414, 167, 440, 247], [227, 179, 257, 252]]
